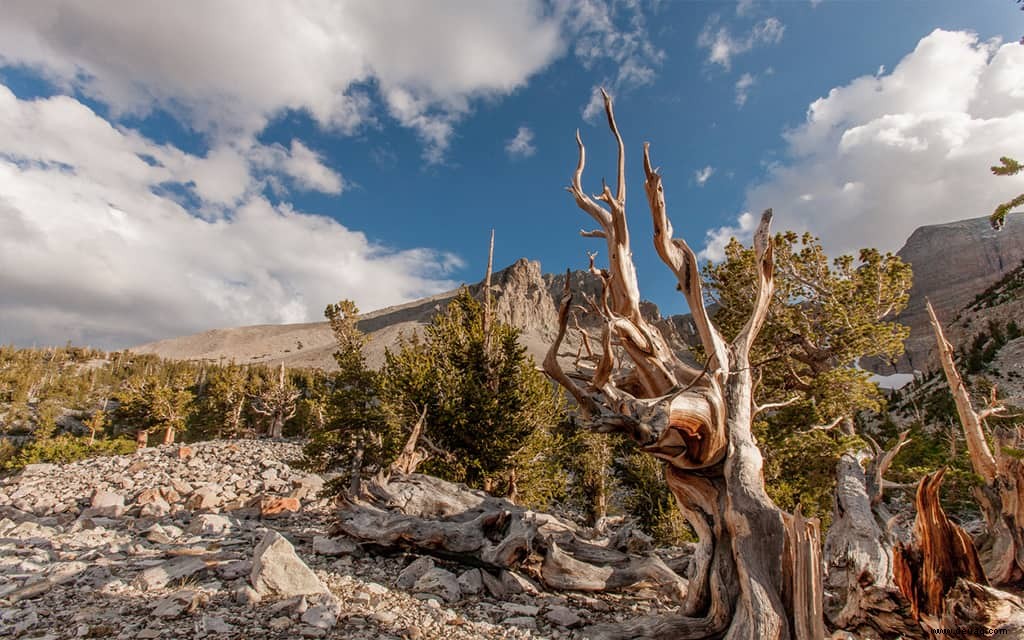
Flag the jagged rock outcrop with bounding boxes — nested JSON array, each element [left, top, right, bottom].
[[133, 259, 646, 370]]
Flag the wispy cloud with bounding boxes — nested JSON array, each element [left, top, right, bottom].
[[553, 0, 665, 123], [505, 126, 537, 159], [736, 0, 756, 17], [697, 15, 785, 70], [735, 72, 756, 106], [695, 165, 715, 187]]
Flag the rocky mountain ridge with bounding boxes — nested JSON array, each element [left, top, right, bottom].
[[133, 214, 1024, 380]]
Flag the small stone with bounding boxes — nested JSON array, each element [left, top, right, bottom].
[[260, 497, 300, 518], [188, 513, 233, 536], [544, 606, 582, 628], [152, 589, 202, 618], [311, 535, 357, 556], [202, 615, 234, 634], [395, 556, 434, 590], [137, 628, 162, 639], [268, 616, 292, 631], [139, 495, 171, 518], [502, 616, 537, 629], [364, 582, 388, 596], [501, 602, 540, 616], [480, 569, 507, 599], [412, 568, 461, 602], [216, 559, 252, 580], [371, 611, 397, 625], [300, 594, 341, 629], [250, 530, 328, 598], [456, 568, 483, 596], [177, 446, 193, 460], [85, 490, 125, 518], [134, 556, 207, 591], [126, 460, 148, 474], [500, 570, 540, 595], [187, 485, 222, 511], [233, 584, 261, 606]]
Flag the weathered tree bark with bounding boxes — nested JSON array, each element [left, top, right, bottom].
[[927, 300, 1024, 586], [542, 89, 822, 639], [336, 472, 689, 599], [823, 442, 925, 638], [135, 428, 149, 449]]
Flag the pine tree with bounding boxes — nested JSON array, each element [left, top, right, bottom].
[[302, 300, 394, 492], [703, 232, 912, 520], [990, 156, 1023, 230], [200, 362, 248, 438], [381, 289, 565, 503]]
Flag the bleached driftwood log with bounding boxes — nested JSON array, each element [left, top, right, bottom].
[[335, 472, 688, 599]]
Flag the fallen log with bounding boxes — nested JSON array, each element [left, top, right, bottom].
[[335, 472, 688, 600]]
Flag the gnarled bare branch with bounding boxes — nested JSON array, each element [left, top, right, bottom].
[[643, 142, 728, 376]]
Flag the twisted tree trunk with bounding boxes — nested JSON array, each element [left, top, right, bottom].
[[543, 89, 823, 639], [823, 442, 924, 638], [927, 300, 1024, 586]]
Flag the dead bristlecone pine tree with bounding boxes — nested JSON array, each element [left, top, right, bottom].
[[927, 300, 1024, 587], [252, 362, 300, 439], [542, 88, 824, 639]]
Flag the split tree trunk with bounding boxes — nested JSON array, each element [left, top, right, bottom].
[[927, 300, 1024, 585], [541, 89, 822, 639]]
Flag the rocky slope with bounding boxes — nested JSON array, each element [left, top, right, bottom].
[[0, 441, 676, 640]]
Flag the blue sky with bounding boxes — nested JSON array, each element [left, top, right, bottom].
[[0, 1, 1022, 348]]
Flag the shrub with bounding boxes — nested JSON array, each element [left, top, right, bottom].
[[1, 434, 136, 471]]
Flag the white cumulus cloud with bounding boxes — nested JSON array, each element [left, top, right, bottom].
[[0, 1, 566, 163], [695, 165, 715, 186], [700, 211, 757, 261], [0, 85, 461, 349], [703, 30, 1024, 260]]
